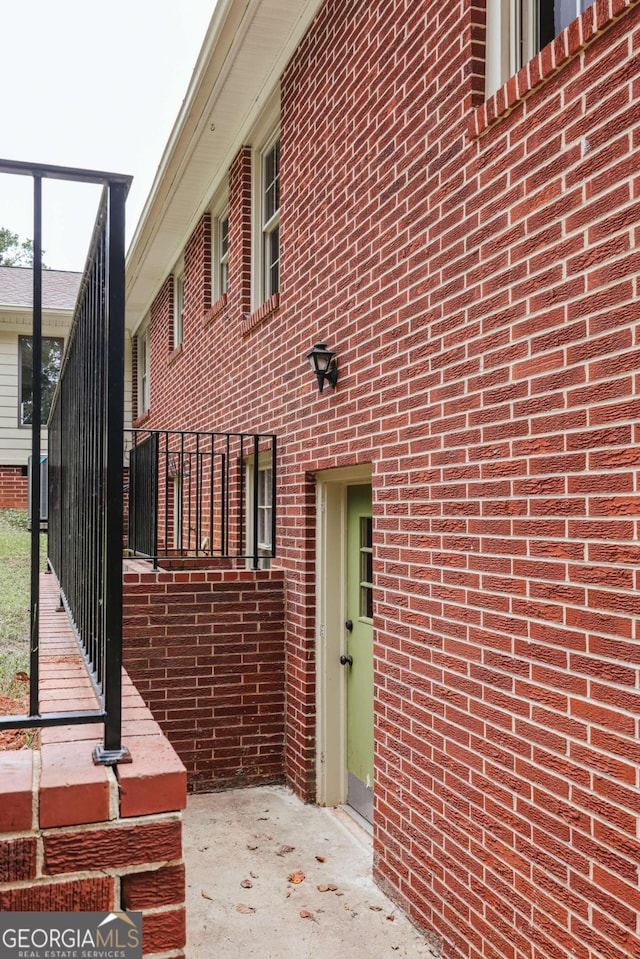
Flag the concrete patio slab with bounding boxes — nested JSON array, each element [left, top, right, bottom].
[[184, 785, 440, 958]]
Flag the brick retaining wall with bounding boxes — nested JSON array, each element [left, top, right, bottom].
[[122, 563, 286, 792], [0, 576, 188, 958]]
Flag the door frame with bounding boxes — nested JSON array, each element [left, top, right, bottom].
[[314, 464, 372, 807]]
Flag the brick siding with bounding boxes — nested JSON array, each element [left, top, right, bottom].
[[123, 565, 286, 792], [0, 466, 28, 509], [130, 1, 640, 956]]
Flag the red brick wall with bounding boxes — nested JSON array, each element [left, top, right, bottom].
[[0, 466, 28, 509], [123, 566, 286, 792], [132, 1, 640, 957]]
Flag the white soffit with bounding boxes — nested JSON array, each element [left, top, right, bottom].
[[126, 0, 323, 329]]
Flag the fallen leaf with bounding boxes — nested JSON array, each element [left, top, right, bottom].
[[335, 892, 344, 897], [386, 913, 395, 921], [240, 879, 253, 889], [236, 903, 255, 914], [14, 672, 29, 682], [276, 844, 296, 856], [299, 909, 314, 920], [317, 883, 338, 892], [247, 843, 258, 851], [201, 890, 214, 900], [370, 905, 383, 912], [315, 855, 327, 863], [250, 871, 259, 879], [288, 870, 306, 884]]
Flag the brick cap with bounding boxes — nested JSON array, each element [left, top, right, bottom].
[[40, 741, 113, 828], [0, 751, 34, 833], [117, 734, 187, 818]]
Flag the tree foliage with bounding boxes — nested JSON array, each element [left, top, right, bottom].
[[19, 337, 64, 426], [0, 227, 43, 267]]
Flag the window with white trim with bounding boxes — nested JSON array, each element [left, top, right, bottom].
[[137, 325, 150, 415], [172, 474, 183, 549], [173, 269, 184, 348], [245, 456, 274, 567], [217, 212, 229, 298], [256, 465, 273, 555], [261, 135, 280, 301], [485, 0, 596, 97]]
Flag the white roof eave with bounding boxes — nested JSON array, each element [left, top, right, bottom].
[[125, 0, 323, 332]]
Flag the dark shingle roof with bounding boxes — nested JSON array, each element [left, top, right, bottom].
[[0, 265, 81, 311]]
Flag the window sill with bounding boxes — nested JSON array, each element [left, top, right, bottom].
[[168, 343, 184, 365], [241, 293, 280, 337], [468, 0, 637, 138], [133, 409, 152, 428], [204, 293, 228, 327]]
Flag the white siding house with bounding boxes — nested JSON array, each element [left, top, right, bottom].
[[0, 266, 80, 506]]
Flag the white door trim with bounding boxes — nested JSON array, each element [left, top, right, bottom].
[[314, 464, 372, 807]]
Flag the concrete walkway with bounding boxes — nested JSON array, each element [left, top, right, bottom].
[[184, 785, 440, 958]]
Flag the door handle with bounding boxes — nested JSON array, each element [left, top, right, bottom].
[[345, 619, 353, 632], [339, 654, 353, 667]]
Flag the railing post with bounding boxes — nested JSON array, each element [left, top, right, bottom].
[[153, 431, 159, 569], [29, 176, 43, 720], [94, 179, 130, 764]]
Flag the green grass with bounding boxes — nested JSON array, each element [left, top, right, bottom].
[[0, 509, 45, 698]]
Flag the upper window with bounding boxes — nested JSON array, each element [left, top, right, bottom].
[[173, 270, 184, 349], [19, 336, 64, 427], [215, 212, 229, 299], [261, 135, 280, 301], [137, 325, 150, 415], [486, 0, 596, 96]]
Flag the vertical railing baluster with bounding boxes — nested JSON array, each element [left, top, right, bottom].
[[29, 176, 43, 719], [252, 434, 260, 570]]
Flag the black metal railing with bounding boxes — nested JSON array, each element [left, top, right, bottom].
[[126, 429, 277, 570], [0, 158, 131, 764]]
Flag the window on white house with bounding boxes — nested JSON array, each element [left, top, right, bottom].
[[173, 270, 184, 348], [485, 0, 596, 97], [137, 325, 150, 414], [217, 213, 229, 297], [262, 135, 280, 301], [19, 335, 64, 427]]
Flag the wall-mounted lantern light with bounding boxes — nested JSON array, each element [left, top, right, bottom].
[[306, 342, 338, 393]]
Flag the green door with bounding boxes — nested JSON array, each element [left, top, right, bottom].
[[345, 484, 374, 823]]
